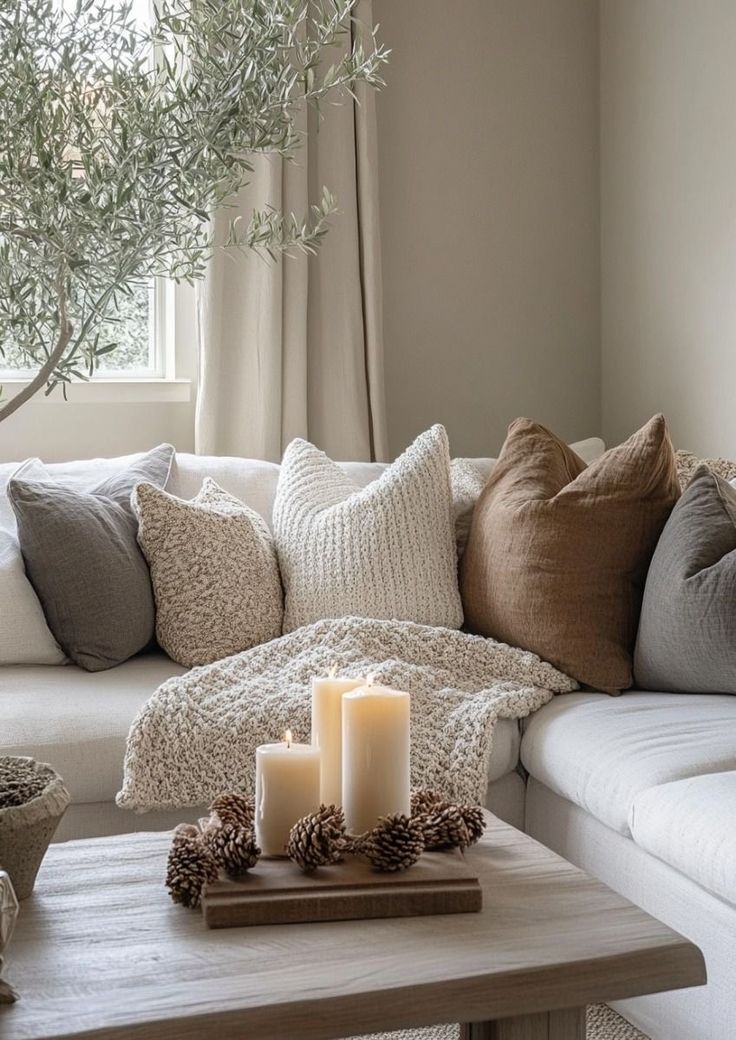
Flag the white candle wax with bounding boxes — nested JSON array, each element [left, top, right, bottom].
[[342, 684, 411, 835], [311, 674, 366, 805], [255, 733, 321, 857]]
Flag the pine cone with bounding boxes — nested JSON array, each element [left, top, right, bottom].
[[209, 792, 254, 829], [419, 804, 470, 850], [460, 804, 485, 847], [287, 804, 346, 872], [363, 814, 424, 872], [410, 789, 448, 816], [419, 804, 486, 851], [203, 822, 261, 877], [166, 826, 218, 909]]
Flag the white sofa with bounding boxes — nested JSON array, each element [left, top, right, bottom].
[[2, 443, 733, 1040], [1, 447, 539, 840]]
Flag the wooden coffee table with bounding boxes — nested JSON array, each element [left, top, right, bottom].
[[2, 813, 705, 1040]]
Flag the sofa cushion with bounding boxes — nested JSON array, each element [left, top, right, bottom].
[[274, 425, 463, 633], [634, 467, 736, 694], [167, 455, 389, 527], [521, 691, 736, 834], [0, 653, 186, 804], [460, 416, 679, 693], [0, 656, 521, 805], [0, 451, 186, 668], [133, 479, 283, 667], [167, 454, 282, 524], [8, 444, 174, 671], [451, 438, 606, 559], [630, 771, 736, 906], [0, 461, 66, 667]]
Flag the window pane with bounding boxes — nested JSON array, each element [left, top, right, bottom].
[[0, 280, 156, 375], [97, 282, 154, 373]]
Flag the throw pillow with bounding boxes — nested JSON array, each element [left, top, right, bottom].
[[452, 438, 606, 559], [0, 460, 66, 665], [133, 479, 283, 667], [460, 415, 679, 693], [634, 467, 736, 694], [8, 444, 174, 672], [676, 449, 736, 490], [273, 424, 463, 633]]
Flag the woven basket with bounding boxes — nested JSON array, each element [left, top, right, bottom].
[[0, 757, 70, 899]]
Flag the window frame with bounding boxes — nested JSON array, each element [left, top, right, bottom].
[[0, 277, 176, 382]]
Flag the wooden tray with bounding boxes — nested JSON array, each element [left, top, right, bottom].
[[202, 850, 482, 928]]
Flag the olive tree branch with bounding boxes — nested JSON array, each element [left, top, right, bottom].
[[0, 266, 72, 422]]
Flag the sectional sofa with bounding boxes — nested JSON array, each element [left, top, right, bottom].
[[2, 443, 733, 1040]]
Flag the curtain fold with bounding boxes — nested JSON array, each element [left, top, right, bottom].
[[195, 0, 387, 463]]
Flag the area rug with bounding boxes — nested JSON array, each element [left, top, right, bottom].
[[349, 1004, 649, 1040]]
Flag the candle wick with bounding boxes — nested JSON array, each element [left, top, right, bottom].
[[366, 672, 375, 687]]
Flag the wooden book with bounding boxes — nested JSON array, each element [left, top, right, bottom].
[[202, 850, 482, 929]]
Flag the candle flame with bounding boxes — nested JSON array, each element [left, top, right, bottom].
[[327, 662, 338, 679], [284, 729, 293, 748], [366, 672, 375, 687]]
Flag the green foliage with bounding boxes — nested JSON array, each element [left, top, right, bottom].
[[2, 281, 152, 373], [0, 0, 387, 417]]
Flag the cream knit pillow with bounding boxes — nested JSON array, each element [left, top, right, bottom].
[[133, 479, 283, 667], [273, 425, 463, 633]]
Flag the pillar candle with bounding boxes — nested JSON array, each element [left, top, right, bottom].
[[342, 684, 411, 835], [311, 673, 366, 805], [255, 731, 321, 857]]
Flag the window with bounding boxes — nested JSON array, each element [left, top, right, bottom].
[[0, 278, 173, 382], [96, 281, 156, 376]]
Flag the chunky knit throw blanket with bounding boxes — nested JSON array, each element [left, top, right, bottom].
[[117, 617, 577, 813]]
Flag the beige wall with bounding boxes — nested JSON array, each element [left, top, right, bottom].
[[601, 0, 736, 456], [373, 0, 601, 458], [0, 400, 194, 464]]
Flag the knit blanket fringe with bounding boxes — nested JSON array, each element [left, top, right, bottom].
[[117, 617, 577, 813]]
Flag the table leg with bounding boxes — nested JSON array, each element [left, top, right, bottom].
[[461, 1007, 585, 1040]]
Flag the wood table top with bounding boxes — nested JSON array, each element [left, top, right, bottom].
[[2, 813, 705, 1040]]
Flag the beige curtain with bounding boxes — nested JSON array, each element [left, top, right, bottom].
[[195, 0, 387, 463]]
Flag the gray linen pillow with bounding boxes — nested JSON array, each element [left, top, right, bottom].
[[634, 466, 736, 693], [8, 444, 174, 672]]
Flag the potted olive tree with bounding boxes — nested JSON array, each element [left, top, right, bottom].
[[0, 0, 387, 419]]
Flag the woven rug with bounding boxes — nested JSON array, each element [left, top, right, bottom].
[[349, 1004, 649, 1040]]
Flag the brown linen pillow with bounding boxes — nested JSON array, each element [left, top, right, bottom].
[[460, 415, 679, 693]]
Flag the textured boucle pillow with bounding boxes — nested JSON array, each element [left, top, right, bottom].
[[133, 479, 283, 668], [676, 449, 736, 490], [273, 424, 463, 633], [460, 415, 679, 693], [635, 467, 736, 694]]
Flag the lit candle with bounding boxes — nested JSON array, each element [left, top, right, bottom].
[[255, 730, 321, 857], [311, 667, 366, 805], [342, 683, 411, 835]]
